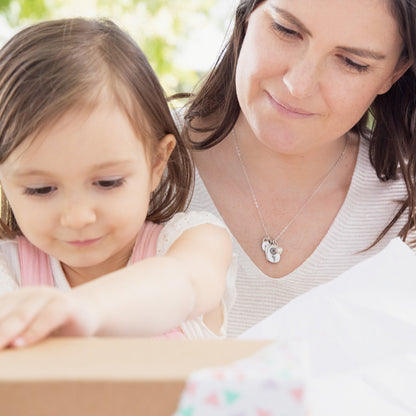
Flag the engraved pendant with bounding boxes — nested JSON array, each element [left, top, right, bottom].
[[262, 237, 283, 264]]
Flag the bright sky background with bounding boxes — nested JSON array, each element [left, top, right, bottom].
[[179, 0, 237, 72], [0, 0, 237, 73]]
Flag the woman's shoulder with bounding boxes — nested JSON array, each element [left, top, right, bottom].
[[355, 137, 407, 194]]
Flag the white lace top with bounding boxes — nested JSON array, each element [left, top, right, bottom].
[[0, 211, 236, 340]]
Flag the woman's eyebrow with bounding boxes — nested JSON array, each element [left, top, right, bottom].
[[271, 5, 386, 61], [336, 46, 386, 61], [271, 6, 312, 37]]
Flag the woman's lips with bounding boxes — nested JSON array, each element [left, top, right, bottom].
[[267, 92, 316, 119]]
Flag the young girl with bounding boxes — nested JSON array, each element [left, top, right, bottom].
[[0, 18, 234, 349]]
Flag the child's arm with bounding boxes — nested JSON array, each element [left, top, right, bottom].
[[0, 223, 232, 348], [73, 222, 232, 336]]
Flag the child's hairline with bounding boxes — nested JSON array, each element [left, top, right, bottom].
[[19, 78, 157, 162]]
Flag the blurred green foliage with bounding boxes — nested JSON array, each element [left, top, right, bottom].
[[0, 0, 217, 94], [0, 0, 49, 25]]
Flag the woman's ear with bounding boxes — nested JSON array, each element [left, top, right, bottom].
[[378, 57, 412, 95], [150, 134, 176, 192]]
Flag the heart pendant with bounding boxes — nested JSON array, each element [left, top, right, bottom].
[[262, 237, 283, 264]]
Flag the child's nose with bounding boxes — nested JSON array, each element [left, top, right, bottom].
[[60, 198, 96, 229]]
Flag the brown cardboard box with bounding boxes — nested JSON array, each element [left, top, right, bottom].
[[0, 338, 270, 416]]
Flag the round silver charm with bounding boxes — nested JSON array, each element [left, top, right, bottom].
[[262, 238, 283, 263]]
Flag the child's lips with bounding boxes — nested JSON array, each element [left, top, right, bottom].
[[66, 237, 102, 247]]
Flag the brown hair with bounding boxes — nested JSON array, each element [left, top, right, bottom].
[[0, 18, 193, 237], [184, 0, 416, 246]]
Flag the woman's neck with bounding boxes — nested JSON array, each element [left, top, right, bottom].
[[231, 116, 352, 198], [192, 115, 359, 279]]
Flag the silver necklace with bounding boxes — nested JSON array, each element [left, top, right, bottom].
[[233, 130, 347, 264]]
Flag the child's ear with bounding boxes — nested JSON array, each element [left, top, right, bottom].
[[151, 133, 176, 191]]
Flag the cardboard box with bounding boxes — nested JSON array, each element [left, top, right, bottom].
[[0, 338, 270, 416]]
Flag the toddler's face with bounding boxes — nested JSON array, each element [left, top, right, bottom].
[[0, 100, 170, 283]]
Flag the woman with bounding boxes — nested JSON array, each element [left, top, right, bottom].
[[184, 0, 416, 337]]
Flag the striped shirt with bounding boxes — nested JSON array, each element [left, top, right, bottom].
[[188, 138, 410, 337]]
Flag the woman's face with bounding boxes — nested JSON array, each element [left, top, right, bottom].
[[235, 0, 407, 154]]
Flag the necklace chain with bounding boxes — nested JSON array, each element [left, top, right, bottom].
[[232, 129, 347, 264]]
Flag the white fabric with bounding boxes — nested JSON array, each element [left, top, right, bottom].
[[0, 246, 18, 293], [240, 237, 416, 415], [187, 138, 410, 337], [0, 211, 236, 340]]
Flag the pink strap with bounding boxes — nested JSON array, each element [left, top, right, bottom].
[[17, 222, 164, 287], [130, 221, 164, 262], [17, 236, 55, 287], [131, 222, 186, 339], [18, 223, 186, 338]]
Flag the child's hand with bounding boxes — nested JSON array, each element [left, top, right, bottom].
[[0, 287, 97, 349]]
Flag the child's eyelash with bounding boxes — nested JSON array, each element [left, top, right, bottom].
[[24, 186, 56, 196], [94, 178, 125, 189], [23, 178, 125, 196]]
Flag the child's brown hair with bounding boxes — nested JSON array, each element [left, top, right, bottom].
[[0, 18, 193, 237]]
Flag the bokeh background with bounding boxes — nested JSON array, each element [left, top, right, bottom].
[[0, 0, 237, 94]]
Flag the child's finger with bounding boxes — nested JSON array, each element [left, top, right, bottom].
[[0, 288, 62, 349], [0, 287, 54, 321], [0, 291, 31, 322], [9, 295, 74, 348]]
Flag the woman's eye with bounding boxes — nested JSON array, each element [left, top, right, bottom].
[[24, 186, 56, 196], [341, 56, 369, 73], [272, 22, 301, 39], [94, 178, 125, 189]]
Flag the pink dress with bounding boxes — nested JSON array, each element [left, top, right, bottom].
[[17, 221, 185, 338]]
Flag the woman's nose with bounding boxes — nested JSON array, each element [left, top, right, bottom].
[[60, 197, 96, 229], [283, 55, 320, 99]]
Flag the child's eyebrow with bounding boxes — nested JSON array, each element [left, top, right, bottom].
[[9, 160, 137, 178], [90, 160, 139, 170], [5, 169, 51, 178]]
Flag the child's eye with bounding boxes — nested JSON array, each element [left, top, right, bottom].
[[24, 186, 57, 196], [272, 22, 301, 39], [340, 56, 369, 73], [94, 178, 125, 189]]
